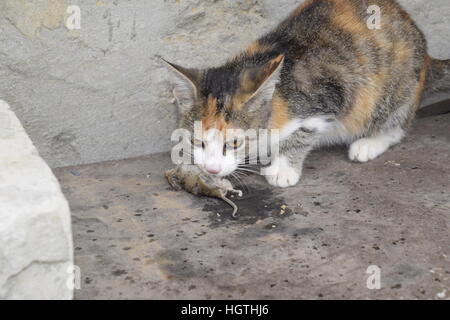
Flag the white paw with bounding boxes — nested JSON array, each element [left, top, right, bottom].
[[348, 138, 389, 163], [262, 157, 300, 188]]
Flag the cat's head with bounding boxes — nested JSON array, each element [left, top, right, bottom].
[[162, 54, 284, 177]]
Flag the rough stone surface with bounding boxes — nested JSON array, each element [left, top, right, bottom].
[[1, 0, 450, 167], [0, 100, 73, 300], [54, 109, 449, 300]]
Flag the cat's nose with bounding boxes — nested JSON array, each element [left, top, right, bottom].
[[205, 164, 221, 175], [206, 168, 220, 175]]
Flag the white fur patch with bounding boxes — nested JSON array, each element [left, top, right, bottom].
[[316, 120, 355, 147], [194, 129, 238, 177], [279, 119, 302, 140], [301, 117, 333, 133], [349, 127, 405, 162], [262, 156, 300, 188], [278, 116, 334, 141]]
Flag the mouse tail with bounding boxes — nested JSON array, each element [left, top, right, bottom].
[[222, 197, 239, 217]]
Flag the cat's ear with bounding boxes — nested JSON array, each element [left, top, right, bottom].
[[241, 54, 284, 105], [161, 57, 201, 112]]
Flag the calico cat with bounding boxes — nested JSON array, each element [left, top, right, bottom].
[[163, 0, 450, 188]]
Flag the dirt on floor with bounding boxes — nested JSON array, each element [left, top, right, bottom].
[[54, 111, 450, 300]]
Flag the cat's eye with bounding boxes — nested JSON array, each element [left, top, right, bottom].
[[225, 138, 244, 150], [191, 138, 205, 149]]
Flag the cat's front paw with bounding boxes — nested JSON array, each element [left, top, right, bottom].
[[266, 168, 300, 188], [262, 157, 300, 188], [349, 138, 389, 163]]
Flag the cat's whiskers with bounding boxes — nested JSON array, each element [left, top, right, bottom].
[[241, 157, 260, 165], [229, 171, 249, 192], [237, 164, 258, 170], [237, 167, 261, 175]]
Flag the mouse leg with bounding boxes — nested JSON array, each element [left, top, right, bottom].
[[228, 189, 243, 197], [221, 179, 243, 197]]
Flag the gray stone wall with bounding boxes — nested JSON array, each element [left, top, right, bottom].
[[0, 0, 449, 168]]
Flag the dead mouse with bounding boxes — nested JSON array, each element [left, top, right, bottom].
[[165, 165, 243, 217]]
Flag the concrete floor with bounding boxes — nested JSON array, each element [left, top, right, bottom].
[[54, 111, 449, 300]]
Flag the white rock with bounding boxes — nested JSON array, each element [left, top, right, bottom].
[[0, 100, 73, 300]]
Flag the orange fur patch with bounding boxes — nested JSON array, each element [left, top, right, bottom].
[[343, 69, 386, 133], [413, 56, 430, 110], [267, 54, 284, 69], [331, 0, 367, 34], [394, 41, 412, 62], [271, 93, 290, 130], [331, 0, 389, 53], [202, 96, 229, 133], [246, 41, 274, 56]]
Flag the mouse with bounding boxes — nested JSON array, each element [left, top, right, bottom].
[[165, 165, 243, 217]]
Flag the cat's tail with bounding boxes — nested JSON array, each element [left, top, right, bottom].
[[424, 57, 450, 97]]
